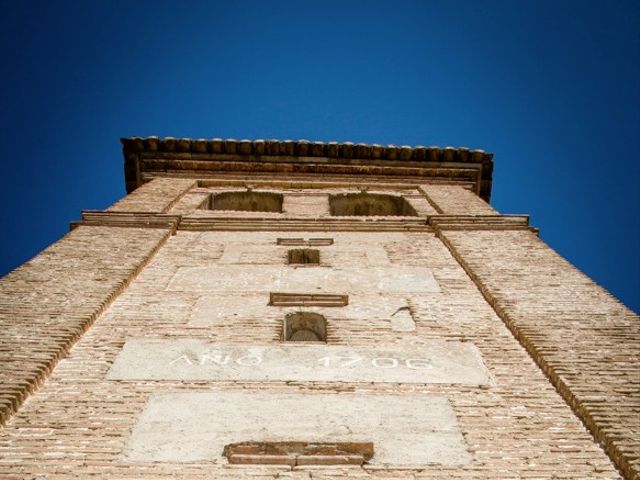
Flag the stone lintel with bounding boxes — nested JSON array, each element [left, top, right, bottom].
[[430, 214, 536, 232], [70, 211, 181, 232], [69, 211, 538, 233]]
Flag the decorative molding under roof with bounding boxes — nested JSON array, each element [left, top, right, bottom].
[[121, 136, 494, 201]]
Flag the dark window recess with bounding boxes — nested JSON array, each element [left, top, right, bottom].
[[224, 441, 374, 466], [283, 312, 327, 342], [210, 191, 283, 212], [269, 292, 348, 307], [329, 193, 417, 216], [288, 249, 320, 265]]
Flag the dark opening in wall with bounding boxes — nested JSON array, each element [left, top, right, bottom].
[[328, 193, 417, 216], [288, 249, 320, 265], [284, 312, 327, 342], [211, 191, 283, 212]]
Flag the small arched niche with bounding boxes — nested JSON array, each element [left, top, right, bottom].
[[328, 193, 417, 217], [283, 312, 327, 342], [212, 191, 283, 213]]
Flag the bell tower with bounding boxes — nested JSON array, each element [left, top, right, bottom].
[[0, 137, 636, 479]]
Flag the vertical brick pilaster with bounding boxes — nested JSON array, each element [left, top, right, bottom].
[[0, 226, 170, 425], [108, 177, 197, 213], [438, 228, 640, 479], [420, 184, 497, 214]]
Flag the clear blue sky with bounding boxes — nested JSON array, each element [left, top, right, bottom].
[[1, 0, 638, 312]]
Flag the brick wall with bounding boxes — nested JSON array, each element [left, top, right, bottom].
[[0, 229, 621, 479], [420, 184, 496, 214], [0, 226, 170, 426], [439, 228, 640, 479], [108, 178, 196, 212]]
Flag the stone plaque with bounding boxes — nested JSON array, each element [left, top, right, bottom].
[[107, 339, 491, 385], [123, 392, 472, 465], [166, 265, 440, 293]]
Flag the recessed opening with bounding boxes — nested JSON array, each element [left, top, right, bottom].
[[328, 193, 417, 216], [288, 249, 320, 265], [211, 191, 283, 212], [223, 441, 374, 466], [284, 312, 327, 342]]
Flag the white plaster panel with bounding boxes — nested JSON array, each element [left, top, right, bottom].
[[282, 194, 330, 216], [107, 339, 491, 385], [190, 293, 413, 326], [122, 392, 472, 465], [390, 307, 416, 332], [167, 266, 440, 293]]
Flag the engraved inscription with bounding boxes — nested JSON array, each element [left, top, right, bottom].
[[107, 339, 492, 385]]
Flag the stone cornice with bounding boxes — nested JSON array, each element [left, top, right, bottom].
[[70, 211, 181, 233], [70, 211, 538, 234], [429, 215, 537, 233], [121, 137, 494, 201]]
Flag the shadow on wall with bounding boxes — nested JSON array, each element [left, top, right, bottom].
[[329, 193, 417, 216], [283, 312, 327, 342], [211, 191, 284, 212]]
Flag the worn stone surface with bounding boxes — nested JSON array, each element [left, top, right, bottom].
[[190, 293, 413, 329], [167, 265, 441, 294], [106, 339, 491, 384], [123, 392, 471, 465]]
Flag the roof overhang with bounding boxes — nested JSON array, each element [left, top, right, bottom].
[[121, 137, 494, 202]]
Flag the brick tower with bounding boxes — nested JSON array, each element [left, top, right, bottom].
[[0, 137, 637, 479]]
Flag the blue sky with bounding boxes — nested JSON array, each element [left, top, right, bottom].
[[1, 0, 638, 312]]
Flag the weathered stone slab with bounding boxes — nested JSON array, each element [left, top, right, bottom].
[[122, 392, 472, 465], [107, 339, 491, 384], [190, 293, 414, 326], [390, 307, 416, 331], [167, 265, 440, 293]]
